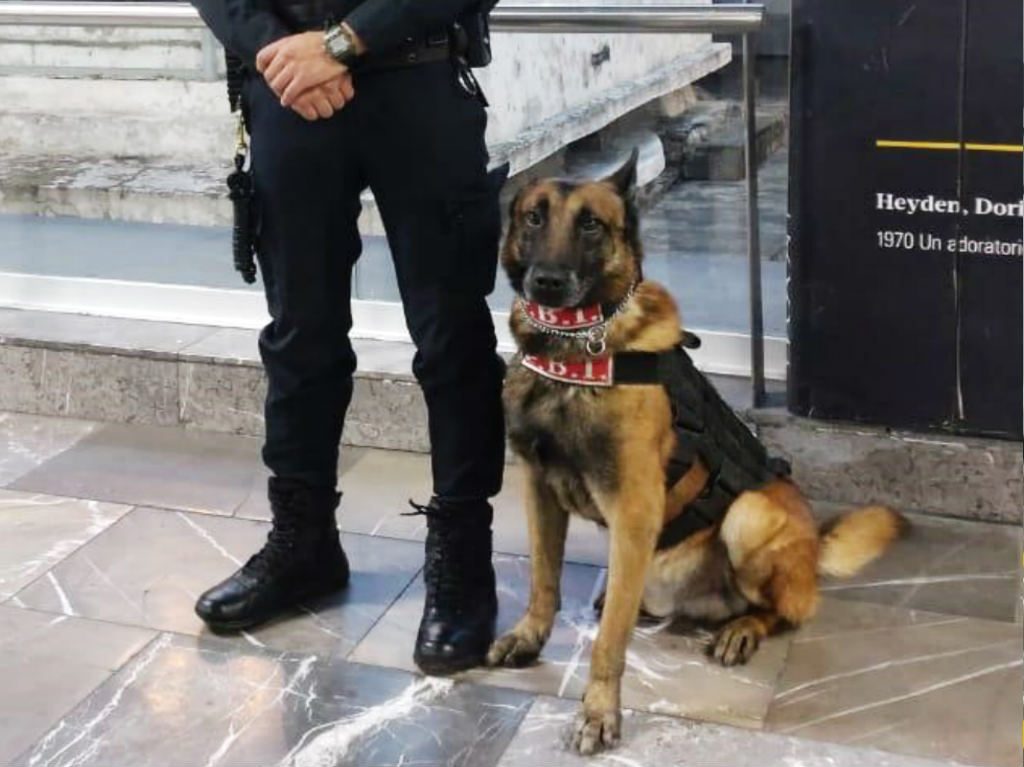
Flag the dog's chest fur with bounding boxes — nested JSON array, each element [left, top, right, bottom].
[[505, 365, 616, 524], [506, 360, 752, 622]]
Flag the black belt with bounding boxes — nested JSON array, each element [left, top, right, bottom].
[[355, 33, 453, 75]]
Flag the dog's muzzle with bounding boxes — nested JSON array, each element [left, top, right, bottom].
[[523, 265, 583, 307]]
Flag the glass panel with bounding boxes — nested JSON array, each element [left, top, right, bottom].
[[0, 216, 237, 288], [0, 0, 791, 359], [639, 56, 790, 337]]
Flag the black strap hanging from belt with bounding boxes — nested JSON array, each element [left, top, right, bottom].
[[225, 51, 258, 285]]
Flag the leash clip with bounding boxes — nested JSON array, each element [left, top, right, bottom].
[[586, 325, 607, 356], [233, 111, 248, 160], [455, 60, 480, 97]]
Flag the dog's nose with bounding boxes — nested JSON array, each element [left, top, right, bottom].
[[527, 267, 568, 295]]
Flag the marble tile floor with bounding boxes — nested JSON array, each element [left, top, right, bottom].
[[0, 411, 1019, 767]]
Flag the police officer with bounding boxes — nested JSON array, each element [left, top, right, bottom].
[[191, 0, 506, 675]]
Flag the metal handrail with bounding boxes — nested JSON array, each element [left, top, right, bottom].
[[0, 0, 768, 407], [0, 1, 204, 26], [496, 5, 764, 33], [0, 2, 764, 33]]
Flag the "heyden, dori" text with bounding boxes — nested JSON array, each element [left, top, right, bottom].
[[876, 193, 1024, 217]]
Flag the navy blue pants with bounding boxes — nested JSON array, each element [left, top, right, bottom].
[[245, 61, 506, 500]]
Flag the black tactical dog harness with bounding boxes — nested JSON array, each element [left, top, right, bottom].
[[520, 326, 791, 551]]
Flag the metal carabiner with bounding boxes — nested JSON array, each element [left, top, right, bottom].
[[455, 60, 479, 97], [453, 55, 489, 106], [234, 112, 248, 159], [586, 325, 608, 357]]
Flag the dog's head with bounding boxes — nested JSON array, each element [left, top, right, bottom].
[[501, 150, 642, 308]]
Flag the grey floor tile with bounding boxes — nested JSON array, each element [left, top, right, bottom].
[[0, 489, 130, 600], [236, 448, 610, 566], [497, 696, 969, 767], [766, 599, 1020, 767], [10, 422, 263, 515], [0, 411, 98, 487], [351, 553, 791, 729], [815, 506, 1021, 622], [14, 507, 421, 658], [233, 446, 387, 524], [14, 632, 533, 767], [0, 605, 156, 766], [0, 307, 216, 358]]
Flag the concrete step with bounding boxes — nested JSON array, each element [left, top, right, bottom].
[[564, 127, 666, 184], [0, 109, 231, 161], [0, 133, 667, 230], [0, 78, 661, 230], [0, 24, 218, 78], [0, 307, 1018, 524], [0, 41, 730, 166], [0, 153, 386, 233], [661, 100, 789, 181], [0, 76, 231, 161], [0, 43, 733, 227]]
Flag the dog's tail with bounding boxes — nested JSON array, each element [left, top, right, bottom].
[[817, 505, 907, 579]]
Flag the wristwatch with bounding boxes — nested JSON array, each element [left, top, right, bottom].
[[324, 23, 359, 66]]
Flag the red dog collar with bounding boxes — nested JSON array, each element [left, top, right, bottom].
[[522, 354, 614, 386], [521, 301, 605, 331]]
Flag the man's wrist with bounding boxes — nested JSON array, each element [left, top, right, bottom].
[[342, 22, 367, 55], [324, 22, 365, 65]]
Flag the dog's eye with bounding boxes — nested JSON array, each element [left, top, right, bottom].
[[524, 208, 544, 228], [579, 213, 602, 235]]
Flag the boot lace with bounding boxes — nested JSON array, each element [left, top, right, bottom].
[[242, 520, 298, 579], [242, 488, 308, 579], [404, 500, 478, 612]]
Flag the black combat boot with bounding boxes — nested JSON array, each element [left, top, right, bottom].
[[195, 477, 350, 631], [411, 498, 498, 675]]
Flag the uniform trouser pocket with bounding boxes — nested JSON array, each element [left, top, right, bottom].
[[443, 163, 509, 296]]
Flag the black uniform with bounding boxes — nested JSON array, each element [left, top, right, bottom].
[[192, 0, 505, 674], [195, 0, 506, 500]]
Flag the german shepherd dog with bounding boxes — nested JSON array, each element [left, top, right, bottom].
[[485, 152, 905, 755]]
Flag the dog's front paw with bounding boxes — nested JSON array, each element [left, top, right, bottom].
[[571, 705, 621, 755], [486, 624, 546, 668], [571, 682, 621, 755], [712, 616, 763, 666]]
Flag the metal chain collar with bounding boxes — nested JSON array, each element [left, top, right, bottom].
[[517, 282, 638, 357]]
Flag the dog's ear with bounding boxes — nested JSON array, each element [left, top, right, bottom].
[[507, 176, 540, 221], [488, 162, 511, 192], [605, 148, 639, 198], [507, 185, 524, 221]]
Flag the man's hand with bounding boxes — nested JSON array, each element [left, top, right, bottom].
[[256, 32, 347, 107], [287, 73, 356, 121]]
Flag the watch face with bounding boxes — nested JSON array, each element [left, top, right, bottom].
[[327, 28, 353, 61]]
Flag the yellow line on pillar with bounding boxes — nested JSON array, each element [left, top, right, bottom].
[[964, 143, 1024, 153], [876, 140, 1024, 153]]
